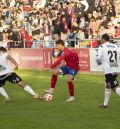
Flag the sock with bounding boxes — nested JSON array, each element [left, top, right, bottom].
[[0, 87, 9, 98], [51, 74, 57, 89], [49, 88, 54, 94], [24, 85, 37, 96], [116, 87, 120, 95], [68, 82, 74, 96], [104, 89, 111, 106]]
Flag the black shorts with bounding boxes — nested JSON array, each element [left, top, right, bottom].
[[0, 72, 22, 87], [105, 73, 119, 89]]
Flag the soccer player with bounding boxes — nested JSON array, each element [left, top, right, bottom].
[[96, 34, 120, 108], [0, 47, 39, 102], [44, 39, 79, 102]]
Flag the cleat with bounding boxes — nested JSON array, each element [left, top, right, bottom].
[[44, 89, 54, 95], [33, 95, 40, 99], [98, 104, 108, 108], [66, 96, 75, 102], [39, 96, 44, 100], [33, 95, 44, 100], [44, 89, 51, 94], [5, 97, 10, 103]]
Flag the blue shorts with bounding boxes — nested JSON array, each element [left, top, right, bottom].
[[59, 66, 77, 77]]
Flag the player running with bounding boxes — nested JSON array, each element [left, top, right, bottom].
[[44, 39, 79, 102], [0, 47, 40, 103], [96, 34, 120, 108]]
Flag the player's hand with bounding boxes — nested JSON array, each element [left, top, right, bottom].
[[96, 59, 102, 65], [44, 68, 51, 71], [14, 65, 18, 70]]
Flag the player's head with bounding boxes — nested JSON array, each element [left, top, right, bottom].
[[55, 39, 65, 50], [101, 34, 110, 43], [0, 47, 7, 53]]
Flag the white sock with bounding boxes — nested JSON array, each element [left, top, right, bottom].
[[104, 89, 111, 106], [116, 87, 120, 96], [50, 88, 54, 94], [0, 87, 9, 98], [24, 85, 37, 96]]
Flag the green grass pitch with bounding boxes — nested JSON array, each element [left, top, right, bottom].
[[0, 69, 120, 129]]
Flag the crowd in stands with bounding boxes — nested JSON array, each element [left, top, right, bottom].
[[0, 0, 120, 48]]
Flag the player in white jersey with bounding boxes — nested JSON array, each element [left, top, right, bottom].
[[96, 34, 120, 108], [0, 47, 40, 103]]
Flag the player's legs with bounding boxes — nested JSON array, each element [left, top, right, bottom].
[[66, 75, 75, 102], [100, 73, 118, 108], [114, 86, 120, 95], [17, 80, 39, 98], [112, 82, 120, 96], [66, 68, 77, 102], [108, 74, 120, 95], [7, 73, 39, 98], [99, 82, 111, 108], [100, 74, 112, 108], [0, 75, 10, 102], [44, 68, 61, 94], [0, 86, 10, 102], [45, 66, 77, 101]]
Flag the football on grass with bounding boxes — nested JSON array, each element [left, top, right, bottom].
[[44, 93, 53, 101]]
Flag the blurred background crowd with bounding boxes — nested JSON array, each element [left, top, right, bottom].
[[0, 0, 120, 48]]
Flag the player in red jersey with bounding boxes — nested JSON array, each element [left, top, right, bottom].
[[44, 39, 79, 102]]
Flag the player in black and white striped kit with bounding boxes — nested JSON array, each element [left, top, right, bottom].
[[0, 47, 39, 103], [96, 34, 120, 108]]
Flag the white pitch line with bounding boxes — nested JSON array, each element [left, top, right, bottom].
[[20, 74, 103, 84]]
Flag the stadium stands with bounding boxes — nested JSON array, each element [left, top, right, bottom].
[[0, 0, 120, 48]]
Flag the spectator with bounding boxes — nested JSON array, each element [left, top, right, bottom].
[[88, 33, 99, 48], [0, 0, 119, 48], [76, 28, 85, 41], [106, 22, 115, 38], [98, 25, 107, 37], [89, 17, 98, 35], [43, 20, 52, 47], [60, 17, 69, 41], [0, 30, 3, 42], [114, 22, 120, 38]]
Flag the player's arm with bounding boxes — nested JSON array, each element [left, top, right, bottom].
[[51, 53, 66, 69], [96, 47, 103, 65], [119, 47, 120, 74], [119, 47, 120, 61], [7, 55, 18, 70]]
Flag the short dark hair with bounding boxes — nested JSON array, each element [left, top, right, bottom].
[[101, 34, 110, 41], [55, 39, 65, 46], [0, 47, 7, 52]]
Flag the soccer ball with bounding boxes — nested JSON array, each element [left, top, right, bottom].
[[44, 93, 53, 101]]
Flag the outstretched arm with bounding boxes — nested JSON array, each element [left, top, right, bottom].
[[51, 55, 64, 69], [7, 55, 18, 70]]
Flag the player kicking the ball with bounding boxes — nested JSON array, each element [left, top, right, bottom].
[[0, 47, 40, 103], [96, 34, 120, 108], [44, 39, 79, 102]]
